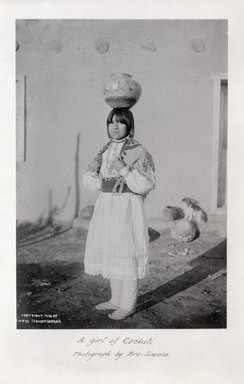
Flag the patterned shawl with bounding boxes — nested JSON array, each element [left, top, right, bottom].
[[96, 137, 155, 197]]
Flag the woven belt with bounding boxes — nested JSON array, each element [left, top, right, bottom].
[[102, 177, 134, 193]]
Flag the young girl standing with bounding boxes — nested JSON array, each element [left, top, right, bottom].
[[82, 108, 156, 320]]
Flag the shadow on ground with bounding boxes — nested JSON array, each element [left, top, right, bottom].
[[136, 239, 226, 312], [148, 227, 160, 242], [16, 225, 226, 329]]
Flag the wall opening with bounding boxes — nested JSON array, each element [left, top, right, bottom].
[[211, 73, 228, 213], [217, 80, 227, 208]]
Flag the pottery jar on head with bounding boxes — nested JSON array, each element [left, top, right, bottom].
[[103, 73, 142, 109]]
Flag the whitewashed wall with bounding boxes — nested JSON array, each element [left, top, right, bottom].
[[16, 20, 227, 222]]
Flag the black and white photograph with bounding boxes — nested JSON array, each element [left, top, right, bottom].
[[16, 19, 227, 329], [1, 1, 244, 383]]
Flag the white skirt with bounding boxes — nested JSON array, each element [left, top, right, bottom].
[[84, 192, 149, 280]]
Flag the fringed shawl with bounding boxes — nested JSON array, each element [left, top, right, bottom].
[[96, 137, 155, 198]]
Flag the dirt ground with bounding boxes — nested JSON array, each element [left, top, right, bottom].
[[16, 215, 226, 329]]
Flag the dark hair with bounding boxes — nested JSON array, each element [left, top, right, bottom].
[[106, 108, 135, 138]]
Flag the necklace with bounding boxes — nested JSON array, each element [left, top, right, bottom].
[[104, 138, 127, 178], [112, 136, 128, 143]]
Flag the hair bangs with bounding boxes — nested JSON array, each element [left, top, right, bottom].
[[106, 108, 135, 138]]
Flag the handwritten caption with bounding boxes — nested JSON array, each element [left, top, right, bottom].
[[73, 336, 171, 361], [17, 313, 61, 324]]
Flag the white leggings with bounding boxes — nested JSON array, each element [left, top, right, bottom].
[[110, 278, 139, 312]]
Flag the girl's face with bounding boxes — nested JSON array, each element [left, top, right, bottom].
[[108, 115, 129, 140]]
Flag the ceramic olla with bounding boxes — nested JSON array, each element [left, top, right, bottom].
[[103, 73, 142, 109], [171, 220, 198, 242]]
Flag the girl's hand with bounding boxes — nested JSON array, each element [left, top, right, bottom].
[[88, 156, 102, 172], [111, 157, 126, 172]]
